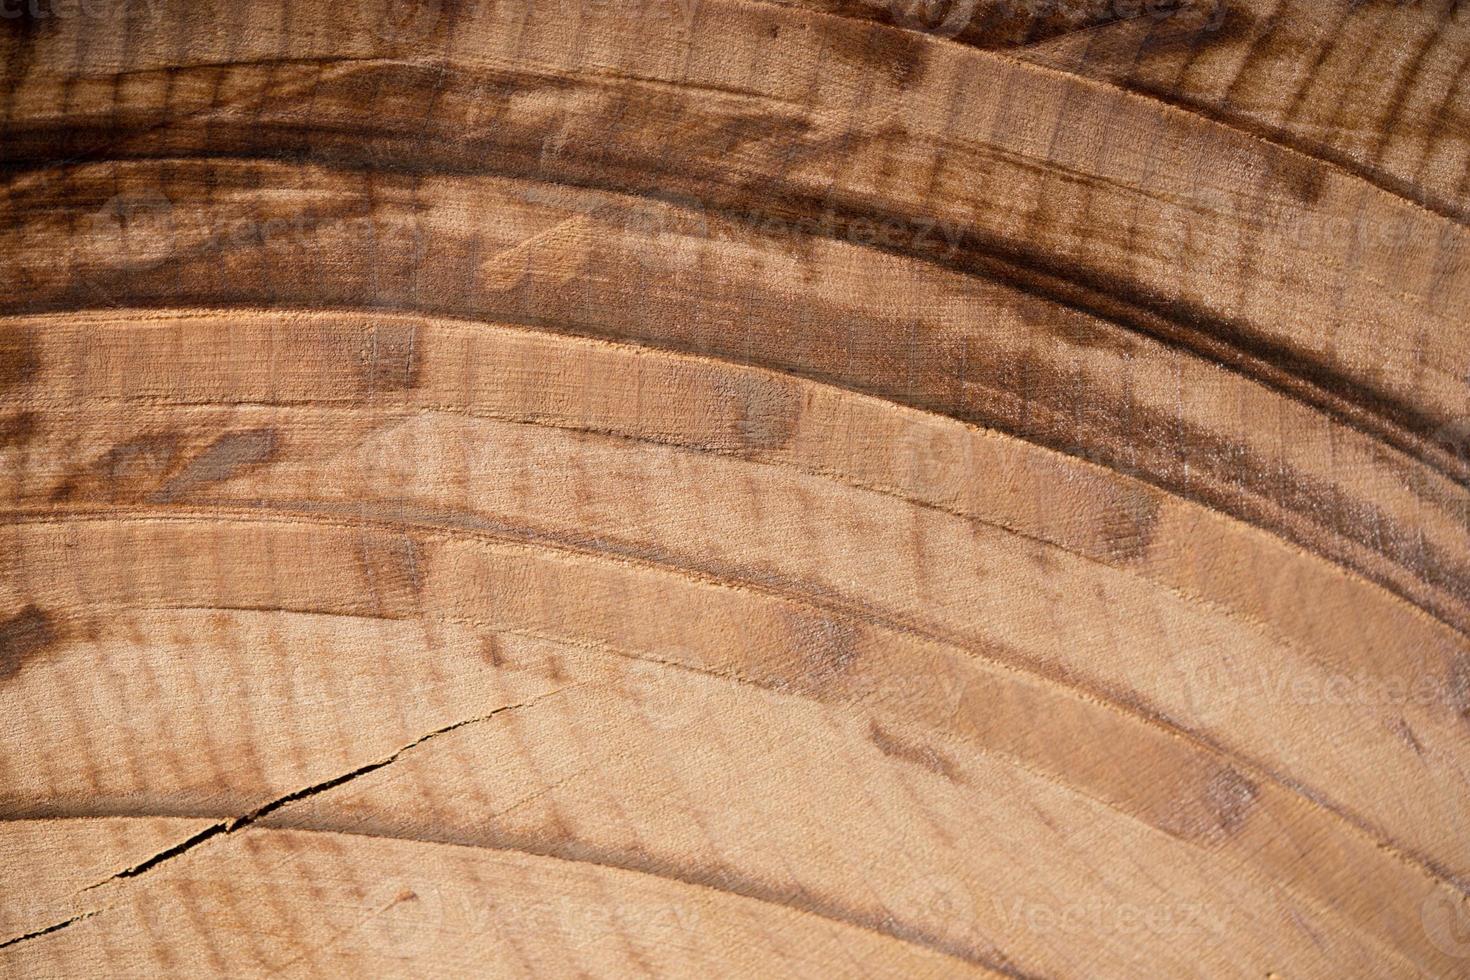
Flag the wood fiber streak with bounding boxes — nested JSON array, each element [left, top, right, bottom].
[[1, 0, 1468, 977]]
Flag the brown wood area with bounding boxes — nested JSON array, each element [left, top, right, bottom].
[[2, 0, 1469, 975]]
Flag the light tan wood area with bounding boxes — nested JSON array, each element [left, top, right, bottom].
[[2, 1, 1469, 976]]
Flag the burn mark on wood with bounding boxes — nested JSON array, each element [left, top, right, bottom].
[[785, 611, 861, 690], [1096, 487, 1162, 564], [713, 374, 801, 452], [1271, 154, 1328, 208], [0, 330, 39, 389], [151, 428, 280, 502], [0, 411, 36, 448], [824, 22, 930, 90], [0, 606, 59, 682], [1203, 767, 1260, 835], [869, 719, 962, 782], [1163, 766, 1260, 840], [0, 0, 51, 120], [1390, 717, 1425, 756], [102, 433, 184, 490], [51, 432, 185, 503]]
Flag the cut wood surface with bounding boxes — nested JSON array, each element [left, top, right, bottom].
[[1, 0, 1468, 977]]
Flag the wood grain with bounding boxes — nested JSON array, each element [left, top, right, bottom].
[[1, 0, 1468, 976]]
